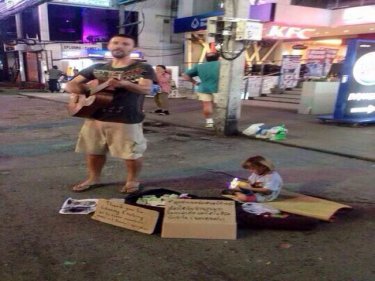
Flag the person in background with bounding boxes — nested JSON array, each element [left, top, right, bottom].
[[153, 65, 171, 115], [227, 155, 283, 202], [47, 65, 65, 93], [65, 34, 156, 194], [182, 52, 220, 128], [72, 68, 79, 78]]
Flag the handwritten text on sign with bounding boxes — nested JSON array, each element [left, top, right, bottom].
[[92, 199, 159, 234], [164, 199, 235, 224]]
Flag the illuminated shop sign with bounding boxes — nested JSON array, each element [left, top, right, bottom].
[[61, 43, 102, 58], [87, 49, 144, 60], [332, 39, 375, 123], [264, 25, 316, 39], [52, 0, 112, 7]]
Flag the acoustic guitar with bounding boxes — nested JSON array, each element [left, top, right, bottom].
[[67, 68, 144, 119]]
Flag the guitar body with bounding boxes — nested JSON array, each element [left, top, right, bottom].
[[68, 91, 113, 118]]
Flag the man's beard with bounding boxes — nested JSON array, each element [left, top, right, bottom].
[[111, 49, 127, 58]]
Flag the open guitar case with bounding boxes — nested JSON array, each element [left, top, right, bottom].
[[124, 188, 319, 234]]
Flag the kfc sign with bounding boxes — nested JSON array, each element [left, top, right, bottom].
[[265, 25, 316, 39]]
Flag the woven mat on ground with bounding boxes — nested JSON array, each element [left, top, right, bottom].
[[263, 191, 352, 221]]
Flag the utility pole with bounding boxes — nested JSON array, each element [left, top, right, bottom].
[[214, 0, 249, 136], [15, 13, 26, 82], [119, 4, 126, 34]]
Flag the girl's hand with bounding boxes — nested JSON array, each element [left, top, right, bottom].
[[252, 182, 263, 188], [237, 181, 250, 188]]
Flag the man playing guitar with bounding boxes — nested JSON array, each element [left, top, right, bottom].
[[65, 34, 156, 193]]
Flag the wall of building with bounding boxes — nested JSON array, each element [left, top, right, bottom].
[[130, 0, 184, 70]]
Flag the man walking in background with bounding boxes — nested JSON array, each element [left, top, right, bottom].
[[47, 65, 65, 93], [183, 52, 220, 128]]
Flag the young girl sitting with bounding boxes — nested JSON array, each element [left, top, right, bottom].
[[229, 155, 283, 202]]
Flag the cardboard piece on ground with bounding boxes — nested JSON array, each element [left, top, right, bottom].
[[92, 199, 159, 234], [161, 199, 236, 240], [264, 191, 352, 221], [222, 194, 244, 203]]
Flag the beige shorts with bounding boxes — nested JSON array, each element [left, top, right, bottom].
[[196, 92, 216, 102], [75, 119, 147, 160]]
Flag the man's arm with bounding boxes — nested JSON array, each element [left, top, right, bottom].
[[65, 75, 90, 94], [182, 73, 198, 86], [107, 77, 152, 95]]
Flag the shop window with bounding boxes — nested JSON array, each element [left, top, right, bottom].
[[21, 7, 40, 39], [48, 4, 138, 43]]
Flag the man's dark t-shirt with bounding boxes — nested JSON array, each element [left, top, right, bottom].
[[79, 62, 156, 124]]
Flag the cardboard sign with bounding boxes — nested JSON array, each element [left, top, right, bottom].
[[161, 199, 236, 240], [92, 199, 159, 234]]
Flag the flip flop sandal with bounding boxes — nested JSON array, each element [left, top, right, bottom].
[[120, 183, 143, 194], [72, 183, 103, 192]]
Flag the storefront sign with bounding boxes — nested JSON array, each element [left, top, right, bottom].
[[264, 25, 316, 39], [279, 55, 301, 89], [332, 39, 375, 123], [174, 11, 224, 33], [61, 43, 102, 58], [87, 49, 143, 60]]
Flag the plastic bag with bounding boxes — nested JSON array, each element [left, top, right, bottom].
[[268, 124, 288, 141], [151, 84, 161, 96], [242, 123, 265, 136]]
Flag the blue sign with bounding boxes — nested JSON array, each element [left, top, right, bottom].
[[319, 39, 375, 124], [174, 11, 224, 33], [335, 39, 375, 122]]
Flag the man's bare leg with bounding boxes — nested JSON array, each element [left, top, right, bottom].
[[72, 154, 106, 191], [121, 157, 143, 193], [202, 101, 213, 118], [202, 101, 214, 127]]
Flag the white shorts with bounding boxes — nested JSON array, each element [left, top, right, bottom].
[[196, 92, 216, 102], [75, 119, 147, 160]]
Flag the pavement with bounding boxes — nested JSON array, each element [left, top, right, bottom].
[[1, 88, 374, 281], [16, 90, 375, 162]]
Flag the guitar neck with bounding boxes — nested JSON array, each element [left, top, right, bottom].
[[88, 70, 141, 95], [90, 81, 111, 95]]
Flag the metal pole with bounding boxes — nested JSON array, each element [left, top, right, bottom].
[[119, 5, 125, 34], [15, 13, 26, 82]]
